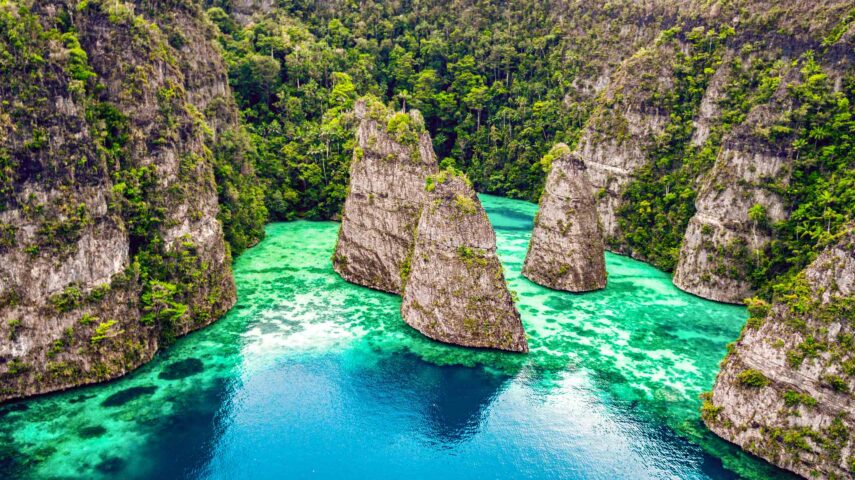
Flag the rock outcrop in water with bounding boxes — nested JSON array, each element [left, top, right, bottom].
[[704, 228, 855, 479], [401, 171, 528, 353], [333, 98, 439, 294], [334, 101, 526, 352], [523, 144, 606, 292]]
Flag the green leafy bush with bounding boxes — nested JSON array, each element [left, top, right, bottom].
[[736, 369, 770, 388]]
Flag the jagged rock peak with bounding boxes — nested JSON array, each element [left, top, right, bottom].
[[332, 97, 439, 294], [523, 144, 607, 292], [401, 170, 528, 353], [704, 227, 855, 479]]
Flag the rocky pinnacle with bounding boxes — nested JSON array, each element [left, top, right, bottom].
[[401, 172, 528, 353], [332, 99, 439, 294], [523, 145, 606, 292]]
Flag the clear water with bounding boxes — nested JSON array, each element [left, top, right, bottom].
[[0, 194, 794, 480]]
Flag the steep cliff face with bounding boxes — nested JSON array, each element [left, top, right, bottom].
[[523, 145, 606, 292], [672, 38, 853, 305], [577, 42, 677, 244], [673, 77, 796, 303], [704, 229, 855, 479], [690, 50, 733, 147], [401, 172, 527, 352], [573, 0, 855, 304], [553, 0, 679, 113], [0, 0, 258, 402], [332, 99, 439, 294]]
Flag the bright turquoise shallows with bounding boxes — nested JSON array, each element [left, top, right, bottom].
[[0, 195, 794, 479]]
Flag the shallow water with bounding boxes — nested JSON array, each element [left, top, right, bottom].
[[0, 194, 794, 479]]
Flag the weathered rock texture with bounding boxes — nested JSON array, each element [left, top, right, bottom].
[[569, 0, 855, 306], [0, 0, 258, 402], [523, 146, 606, 292], [577, 42, 676, 244], [332, 100, 439, 294], [704, 229, 855, 479], [690, 51, 733, 147], [230, 0, 275, 25], [401, 173, 527, 353], [673, 76, 796, 303]]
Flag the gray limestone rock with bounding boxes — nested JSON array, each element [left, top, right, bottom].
[[673, 69, 798, 304], [332, 99, 439, 294], [578, 42, 677, 245], [0, 0, 238, 402], [704, 228, 855, 479], [401, 172, 528, 353], [523, 145, 606, 292]]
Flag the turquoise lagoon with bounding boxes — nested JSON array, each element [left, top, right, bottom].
[[0, 195, 794, 479]]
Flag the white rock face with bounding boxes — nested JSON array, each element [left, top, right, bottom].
[[333, 100, 439, 294], [523, 149, 606, 292], [580, 108, 670, 242], [673, 141, 790, 303], [230, 0, 275, 25], [705, 229, 855, 479]]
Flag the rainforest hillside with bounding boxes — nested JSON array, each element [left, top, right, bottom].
[[208, 0, 854, 300], [1, 0, 854, 477]]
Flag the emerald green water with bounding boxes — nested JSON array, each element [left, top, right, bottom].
[[0, 195, 793, 479]]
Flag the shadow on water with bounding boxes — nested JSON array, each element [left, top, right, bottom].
[[351, 351, 518, 446], [0, 321, 247, 480], [136, 376, 237, 480]]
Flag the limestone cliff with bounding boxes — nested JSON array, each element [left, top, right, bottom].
[[704, 229, 855, 479], [332, 99, 439, 294], [577, 41, 676, 245], [570, 0, 855, 305], [673, 73, 797, 304], [523, 145, 606, 292], [0, 0, 260, 402], [672, 39, 852, 305], [401, 172, 527, 353]]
